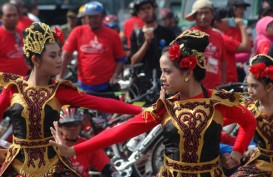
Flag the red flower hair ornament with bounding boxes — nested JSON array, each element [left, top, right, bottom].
[[249, 63, 273, 80], [168, 43, 197, 70], [54, 27, 64, 44], [169, 43, 181, 62]]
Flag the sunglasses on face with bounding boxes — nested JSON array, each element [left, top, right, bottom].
[[60, 122, 81, 127]]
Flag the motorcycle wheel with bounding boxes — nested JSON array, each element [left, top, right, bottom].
[[151, 137, 164, 175]]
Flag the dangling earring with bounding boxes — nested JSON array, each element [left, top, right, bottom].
[[184, 77, 189, 82]]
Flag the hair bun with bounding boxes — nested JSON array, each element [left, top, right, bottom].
[[170, 30, 209, 53]]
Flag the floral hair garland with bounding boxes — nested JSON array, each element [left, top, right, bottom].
[[168, 42, 205, 69], [249, 63, 273, 80], [54, 27, 64, 44]]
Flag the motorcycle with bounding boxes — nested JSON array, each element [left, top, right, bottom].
[[83, 68, 162, 177]]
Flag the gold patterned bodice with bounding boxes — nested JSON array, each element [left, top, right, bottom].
[[144, 89, 241, 163], [0, 73, 81, 177], [247, 102, 273, 151]]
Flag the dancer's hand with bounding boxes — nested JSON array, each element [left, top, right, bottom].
[[242, 148, 255, 163], [160, 86, 165, 99], [49, 121, 75, 157], [221, 151, 242, 169], [0, 148, 7, 164]]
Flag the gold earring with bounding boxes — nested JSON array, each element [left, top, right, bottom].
[[267, 89, 270, 93], [36, 63, 40, 68], [185, 77, 189, 82]]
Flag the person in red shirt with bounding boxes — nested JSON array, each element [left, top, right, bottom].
[[10, 0, 33, 32], [185, 0, 227, 89], [213, 8, 250, 83], [57, 1, 126, 93], [255, 16, 273, 55], [226, 0, 253, 82], [123, 2, 144, 49], [50, 29, 257, 177], [0, 3, 28, 76], [58, 107, 120, 177]]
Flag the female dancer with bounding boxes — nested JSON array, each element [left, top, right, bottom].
[[50, 29, 257, 177], [0, 22, 142, 176], [231, 54, 273, 176]]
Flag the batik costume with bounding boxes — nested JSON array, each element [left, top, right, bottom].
[[231, 100, 273, 177], [0, 73, 141, 177], [73, 87, 256, 177], [0, 22, 142, 177]]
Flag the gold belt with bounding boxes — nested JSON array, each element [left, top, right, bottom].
[[12, 136, 53, 148], [258, 147, 273, 157], [163, 154, 220, 173]]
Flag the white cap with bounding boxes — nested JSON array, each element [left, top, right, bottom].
[[184, 0, 213, 21]]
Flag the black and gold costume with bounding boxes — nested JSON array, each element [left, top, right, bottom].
[[231, 101, 273, 177], [73, 87, 256, 177], [0, 73, 141, 177]]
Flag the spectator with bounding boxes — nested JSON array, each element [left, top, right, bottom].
[[226, 0, 253, 82], [57, 1, 126, 93], [255, 16, 273, 55], [77, 4, 88, 25], [159, 8, 181, 37], [60, 9, 79, 40], [10, 0, 33, 32], [26, 2, 40, 22], [123, 1, 144, 48], [130, 0, 175, 84], [0, 3, 28, 76], [213, 8, 250, 83], [58, 107, 120, 177], [185, 0, 227, 88], [227, 0, 250, 18]]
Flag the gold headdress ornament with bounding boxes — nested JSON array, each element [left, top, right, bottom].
[[23, 22, 56, 58], [169, 30, 208, 69], [250, 54, 273, 65]]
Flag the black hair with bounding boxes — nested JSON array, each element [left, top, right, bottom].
[[134, 0, 156, 13], [162, 33, 209, 82], [23, 23, 59, 67], [213, 7, 229, 22], [251, 54, 273, 85]]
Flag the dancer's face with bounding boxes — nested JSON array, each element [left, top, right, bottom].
[[160, 53, 188, 95], [38, 43, 62, 76], [246, 74, 267, 100]]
